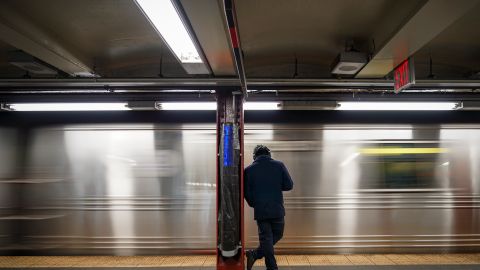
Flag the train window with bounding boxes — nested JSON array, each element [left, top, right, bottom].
[[359, 143, 444, 189]]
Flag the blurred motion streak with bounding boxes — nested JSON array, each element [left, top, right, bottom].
[[1, 124, 480, 254], [360, 147, 448, 155]]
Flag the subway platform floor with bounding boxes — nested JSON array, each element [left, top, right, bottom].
[[0, 254, 479, 269]]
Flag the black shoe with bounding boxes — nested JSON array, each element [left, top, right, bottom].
[[246, 250, 257, 270]]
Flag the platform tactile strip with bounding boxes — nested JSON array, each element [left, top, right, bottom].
[[325, 255, 351, 265], [0, 254, 479, 267], [346, 255, 374, 265], [365, 254, 395, 265], [306, 255, 330, 265], [285, 255, 310, 266]]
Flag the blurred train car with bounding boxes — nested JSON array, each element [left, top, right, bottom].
[[1, 123, 480, 255]]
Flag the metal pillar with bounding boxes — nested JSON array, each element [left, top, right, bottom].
[[216, 90, 244, 270]]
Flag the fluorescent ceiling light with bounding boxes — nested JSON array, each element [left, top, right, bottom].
[[337, 102, 460, 111], [159, 102, 216, 110], [10, 103, 130, 111], [157, 102, 280, 110], [244, 102, 280, 110], [135, 0, 202, 64]]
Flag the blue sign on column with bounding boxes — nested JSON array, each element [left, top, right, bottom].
[[223, 124, 233, 166]]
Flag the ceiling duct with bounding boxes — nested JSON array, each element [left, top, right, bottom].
[[331, 51, 368, 76], [8, 51, 58, 75]]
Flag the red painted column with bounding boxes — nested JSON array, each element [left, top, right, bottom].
[[216, 91, 245, 270]]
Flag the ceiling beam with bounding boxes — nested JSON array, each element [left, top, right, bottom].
[[0, 3, 95, 77], [1, 78, 480, 91], [2, 91, 480, 104], [356, 0, 480, 78]]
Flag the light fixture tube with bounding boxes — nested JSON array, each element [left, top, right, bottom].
[[159, 102, 216, 110], [158, 102, 280, 110], [6, 102, 464, 112], [337, 102, 460, 111], [135, 0, 202, 64], [9, 103, 131, 111], [243, 102, 280, 110]]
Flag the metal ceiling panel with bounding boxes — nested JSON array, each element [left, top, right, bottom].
[[0, 2, 95, 77], [235, 0, 422, 78], [356, 0, 480, 78], [0, 40, 25, 78], [180, 0, 236, 76], [414, 2, 480, 79], [0, 0, 188, 77]]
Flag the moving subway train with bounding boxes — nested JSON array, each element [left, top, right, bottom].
[[1, 122, 480, 255]]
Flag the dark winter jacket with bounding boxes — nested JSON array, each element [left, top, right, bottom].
[[244, 155, 293, 220]]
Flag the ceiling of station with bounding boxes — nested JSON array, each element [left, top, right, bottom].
[[235, 0, 425, 78], [413, 3, 480, 79], [0, 0, 186, 78], [0, 40, 24, 77], [0, 0, 479, 81]]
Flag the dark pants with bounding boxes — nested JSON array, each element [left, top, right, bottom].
[[252, 217, 285, 270]]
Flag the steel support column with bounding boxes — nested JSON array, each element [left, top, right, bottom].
[[216, 90, 244, 270]]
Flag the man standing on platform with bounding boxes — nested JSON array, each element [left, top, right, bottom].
[[244, 145, 294, 270]]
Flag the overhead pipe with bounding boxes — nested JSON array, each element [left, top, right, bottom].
[[4, 92, 480, 104], [0, 79, 480, 92]]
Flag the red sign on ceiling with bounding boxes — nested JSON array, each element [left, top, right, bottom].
[[394, 57, 415, 93]]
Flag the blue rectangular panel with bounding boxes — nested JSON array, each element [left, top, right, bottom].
[[223, 124, 233, 166]]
